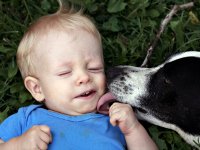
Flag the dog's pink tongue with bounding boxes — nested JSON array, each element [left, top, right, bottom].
[[97, 92, 116, 115]]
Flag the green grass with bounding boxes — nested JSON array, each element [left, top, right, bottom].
[[0, 0, 200, 149]]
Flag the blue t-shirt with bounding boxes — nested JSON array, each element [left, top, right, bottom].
[[0, 105, 126, 150]]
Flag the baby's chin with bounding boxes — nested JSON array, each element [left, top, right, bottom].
[[69, 106, 97, 115], [84, 107, 97, 114]]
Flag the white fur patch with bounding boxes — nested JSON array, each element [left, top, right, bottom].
[[109, 66, 160, 107], [167, 51, 200, 63]]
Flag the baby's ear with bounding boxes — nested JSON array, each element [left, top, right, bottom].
[[24, 76, 45, 102]]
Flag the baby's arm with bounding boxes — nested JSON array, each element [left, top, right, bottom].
[[0, 125, 52, 150], [109, 103, 158, 150]]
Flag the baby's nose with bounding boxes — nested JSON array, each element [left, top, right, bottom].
[[76, 71, 90, 85]]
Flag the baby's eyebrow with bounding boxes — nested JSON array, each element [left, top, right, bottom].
[[55, 61, 72, 68]]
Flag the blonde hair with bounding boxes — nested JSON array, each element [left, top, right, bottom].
[[17, 1, 101, 79]]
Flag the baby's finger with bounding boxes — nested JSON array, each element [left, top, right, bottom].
[[109, 107, 120, 116], [37, 140, 48, 150], [39, 130, 52, 145], [39, 125, 52, 143], [110, 111, 124, 126], [109, 103, 121, 115], [39, 125, 51, 134]]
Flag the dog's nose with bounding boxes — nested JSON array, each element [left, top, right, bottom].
[[106, 67, 125, 83]]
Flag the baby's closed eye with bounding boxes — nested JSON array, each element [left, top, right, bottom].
[[88, 67, 104, 73]]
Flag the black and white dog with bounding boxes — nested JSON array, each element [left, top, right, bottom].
[[98, 51, 200, 148]]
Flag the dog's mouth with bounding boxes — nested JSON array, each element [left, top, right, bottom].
[[97, 92, 117, 114], [97, 92, 148, 115], [134, 107, 147, 114]]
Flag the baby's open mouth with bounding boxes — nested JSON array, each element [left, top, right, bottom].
[[75, 90, 96, 98]]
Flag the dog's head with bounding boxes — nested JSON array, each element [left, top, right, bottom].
[[100, 51, 200, 147]]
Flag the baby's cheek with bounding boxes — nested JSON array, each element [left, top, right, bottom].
[[99, 74, 106, 89]]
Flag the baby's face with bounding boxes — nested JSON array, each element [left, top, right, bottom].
[[33, 29, 105, 115]]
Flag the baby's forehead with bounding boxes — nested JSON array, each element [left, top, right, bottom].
[[31, 28, 102, 62], [33, 27, 97, 53]]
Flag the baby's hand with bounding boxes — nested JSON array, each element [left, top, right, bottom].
[[17, 125, 52, 150], [109, 103, 139, 135]]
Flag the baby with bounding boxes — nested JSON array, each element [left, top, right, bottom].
[[0, 2, 158, 150]]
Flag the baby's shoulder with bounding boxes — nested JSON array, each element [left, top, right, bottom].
[[18, 104, 43, 118]]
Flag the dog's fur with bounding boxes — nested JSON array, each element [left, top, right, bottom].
[[106, 51, 200, 148]]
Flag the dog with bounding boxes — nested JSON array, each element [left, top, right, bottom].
[[97, 51, 200, 149]]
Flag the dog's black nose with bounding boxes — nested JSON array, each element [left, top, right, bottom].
[[106, 67, 125, 83]]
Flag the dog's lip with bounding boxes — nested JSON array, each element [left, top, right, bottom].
[[134, 107, 147, 114], [97, 92, 116, 114]]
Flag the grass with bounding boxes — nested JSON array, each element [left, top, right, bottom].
[[0, 0, 200, 149]]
